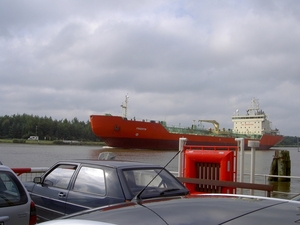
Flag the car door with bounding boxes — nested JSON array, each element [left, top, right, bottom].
[[65, 165, 125, 214], [30, 164, 78, 221]]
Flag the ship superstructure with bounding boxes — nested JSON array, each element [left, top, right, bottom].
[[232, 98, 279, 136]]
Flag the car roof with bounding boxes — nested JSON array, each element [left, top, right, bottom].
[[64, 194, 300, 224], [56, 159, 162, 169], [0, 164, 14, 172]]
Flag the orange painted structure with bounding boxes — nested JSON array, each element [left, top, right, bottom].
[[181, 145, 237, 194], [90, 96, 283, 150], [90, 115, 283, 150]]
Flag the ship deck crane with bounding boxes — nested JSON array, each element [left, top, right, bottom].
[[198, 120, 220, 133]]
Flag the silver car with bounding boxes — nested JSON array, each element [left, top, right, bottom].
[[0, 163, 37, 225]]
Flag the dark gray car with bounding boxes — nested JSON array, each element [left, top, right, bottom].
[[24, 159, 189, 222], [42, 194, 300, 225]]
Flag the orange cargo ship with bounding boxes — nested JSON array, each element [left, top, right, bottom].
[[90, 96, 283, 150]]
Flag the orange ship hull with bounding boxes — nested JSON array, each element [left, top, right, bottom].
[[90, 115, 284, 150]]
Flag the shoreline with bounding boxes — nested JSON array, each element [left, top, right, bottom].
[[0, 139, 296, 148], [0, 139, 106, 146]]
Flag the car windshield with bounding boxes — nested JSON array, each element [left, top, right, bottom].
[[123, 168, 186, 198]]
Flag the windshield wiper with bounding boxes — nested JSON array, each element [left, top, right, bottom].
[[132, 141, 186, 204], [159, 188, 180, 196]]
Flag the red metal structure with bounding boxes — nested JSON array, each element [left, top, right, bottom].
[[181, 145, 237, 194]]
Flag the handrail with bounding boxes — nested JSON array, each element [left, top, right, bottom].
[[248, 173, 300, 180], [177, 177, 273, 197], [12, 167, 48, 176], [242, 173, 300, 197]]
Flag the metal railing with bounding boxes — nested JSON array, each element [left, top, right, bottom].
[[12, 167, 48, 182], [172, 170, 300, 199], [12, 167, 300, 200], [241, 173, 300, 199]]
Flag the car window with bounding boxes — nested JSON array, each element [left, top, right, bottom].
[[0, 171, 28, 207], [73, 166, 105, 195], [44, 164, 77, 189], [123, 169, 184, 196]]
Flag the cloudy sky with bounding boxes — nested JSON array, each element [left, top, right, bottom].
[[1, 0, 299, 137]]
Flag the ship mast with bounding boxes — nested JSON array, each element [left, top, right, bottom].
[[247, 98, 260, 115], [121, 94, 129, 118]]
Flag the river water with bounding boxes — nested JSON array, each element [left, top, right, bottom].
[[0, 143, 299, 198]]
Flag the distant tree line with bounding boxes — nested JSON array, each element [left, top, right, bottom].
[[0, 114, 100, 142], [0, 114, 298, 146], [278, 136, 299, 147]]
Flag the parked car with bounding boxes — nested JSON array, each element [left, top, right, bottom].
[[39, 194, 300, 225], [24, 159, 189, 222], [0, 163, 37, 225]]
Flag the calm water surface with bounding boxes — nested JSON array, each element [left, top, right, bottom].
[[0, 143, 178, 170], [1, 143, 299, 198]]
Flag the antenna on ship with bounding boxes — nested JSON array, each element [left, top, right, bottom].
[[247, 98, 260, 115], [121, 94, 129, 118]]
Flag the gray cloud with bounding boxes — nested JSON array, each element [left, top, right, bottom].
[[0, 0, 299, 136]]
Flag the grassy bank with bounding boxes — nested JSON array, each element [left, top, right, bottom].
[[0, 139, 105, 146]]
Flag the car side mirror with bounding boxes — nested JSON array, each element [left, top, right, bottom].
[[33, 177, 42, 184]]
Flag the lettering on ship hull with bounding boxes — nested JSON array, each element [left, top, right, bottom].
[[136, 127, 147, 130]]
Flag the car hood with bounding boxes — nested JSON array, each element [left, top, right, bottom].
[[145, 195, 300, 225], [64, 194, 300, 224]]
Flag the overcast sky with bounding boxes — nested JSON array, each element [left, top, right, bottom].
[[1, 0, 299, 137]]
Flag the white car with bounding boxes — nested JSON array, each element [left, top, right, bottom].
[[0, 163, 37, 225]]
